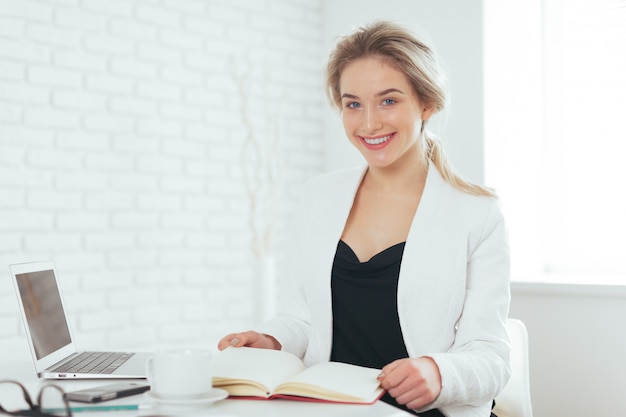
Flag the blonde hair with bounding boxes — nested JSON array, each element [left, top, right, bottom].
[[325, 20, 495, 197]]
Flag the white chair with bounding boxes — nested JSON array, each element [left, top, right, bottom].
[[493, 318, 533, 417]]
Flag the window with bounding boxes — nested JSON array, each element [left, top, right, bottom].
[[484, 0, 626, 284]]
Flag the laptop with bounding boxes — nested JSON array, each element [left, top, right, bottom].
[[9, 260, 151, 379]]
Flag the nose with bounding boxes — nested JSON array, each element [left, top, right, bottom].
[[364, 106, 382, 133]]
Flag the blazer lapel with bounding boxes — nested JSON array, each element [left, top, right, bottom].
[[398, 165, 464, 356]]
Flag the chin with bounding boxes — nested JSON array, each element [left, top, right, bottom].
[[365, 157, 395, 169]]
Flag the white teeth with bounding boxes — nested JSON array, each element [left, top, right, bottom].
[[363, 134, 392, 145]]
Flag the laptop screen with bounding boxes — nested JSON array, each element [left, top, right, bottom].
[[15, 269, 72, 360]]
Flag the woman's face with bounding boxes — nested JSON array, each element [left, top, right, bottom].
[[339, 56, 434, 170]]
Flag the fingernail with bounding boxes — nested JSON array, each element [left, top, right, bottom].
[[377, 372, 385, 380], [230, 338, 240, 346]]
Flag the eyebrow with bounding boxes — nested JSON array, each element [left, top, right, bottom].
[[340, 88, 406, 100]]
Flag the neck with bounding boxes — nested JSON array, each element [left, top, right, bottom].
[[365, 155, 428, 193]]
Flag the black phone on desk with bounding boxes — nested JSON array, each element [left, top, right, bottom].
[[64, 382, 150, 403]]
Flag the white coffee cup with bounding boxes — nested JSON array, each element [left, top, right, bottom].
[[146, 348, 213, 399]]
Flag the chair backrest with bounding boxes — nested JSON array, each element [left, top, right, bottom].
[[493, 318, 533, 417]]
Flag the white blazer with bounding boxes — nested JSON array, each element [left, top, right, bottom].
[[257, 164, 511, 417]]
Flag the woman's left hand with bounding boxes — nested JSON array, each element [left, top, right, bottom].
[[377, 357, 442, 410]]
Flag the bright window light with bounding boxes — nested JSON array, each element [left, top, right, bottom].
[[484, 0, 626, 284]]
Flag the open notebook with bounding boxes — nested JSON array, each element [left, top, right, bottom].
[[9, 261, 151, 379]]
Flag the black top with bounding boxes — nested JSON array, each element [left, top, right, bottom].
[[330, 240, 444, 417], [330, 239, 408, 368]]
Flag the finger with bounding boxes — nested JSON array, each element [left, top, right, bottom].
[[218, 331, 257, 349], [399, 384, 438, 411], [230, 332, 252, 347], [378, 358, 404, 380], [388, 359, 441, 409], [217, 333, 240, 350], [242, 331, 262, 346], [396, 388, 431, 410], [218, 331, 276, 350], [406, 396, 431, 411], [387, 376, 430, 408], [231, 331, 264, 348], [379, 360, 410, 389]]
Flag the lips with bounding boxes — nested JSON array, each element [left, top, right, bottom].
[[359, 133, 395, 148]]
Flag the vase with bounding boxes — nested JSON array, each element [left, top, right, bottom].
[[253, 256, 276, 323]]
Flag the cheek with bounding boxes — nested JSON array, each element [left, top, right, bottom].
[[392, 109, 419, 132], [341, 112, 359, 133], [379, 107, 408, 127]]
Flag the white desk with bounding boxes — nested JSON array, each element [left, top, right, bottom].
[[1, 360, 412, 417]]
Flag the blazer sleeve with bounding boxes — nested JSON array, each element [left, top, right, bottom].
[[420, 197, 512, 412]]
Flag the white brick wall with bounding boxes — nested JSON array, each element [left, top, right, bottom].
[[0, 0, 325, 357]]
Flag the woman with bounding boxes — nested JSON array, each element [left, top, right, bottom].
[[219, 21, 511, 417]]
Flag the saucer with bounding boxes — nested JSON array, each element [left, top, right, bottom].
[[145, 389, 228, 408]]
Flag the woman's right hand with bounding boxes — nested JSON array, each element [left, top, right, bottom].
[[217, 331, 281, 351]]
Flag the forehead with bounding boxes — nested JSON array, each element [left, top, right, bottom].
[[339, 56, 410, 94]]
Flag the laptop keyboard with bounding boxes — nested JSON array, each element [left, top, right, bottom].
[[52, 351, 134, 374]]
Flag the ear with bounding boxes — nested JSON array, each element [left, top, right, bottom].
[[421, 105, 436, 121]]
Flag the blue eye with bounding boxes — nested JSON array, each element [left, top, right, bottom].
[[347, 102, 361, 109], [382, 98, 396, 106]]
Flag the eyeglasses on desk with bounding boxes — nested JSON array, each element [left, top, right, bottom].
[[0, 380, 71, 417]]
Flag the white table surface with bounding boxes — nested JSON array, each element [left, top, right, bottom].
[[0, 359, 412, 417]]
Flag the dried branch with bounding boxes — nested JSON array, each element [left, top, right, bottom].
[[233, 61, 284, 258]]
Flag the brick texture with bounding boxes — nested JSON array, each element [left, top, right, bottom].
[[0, 0, 325, 357]]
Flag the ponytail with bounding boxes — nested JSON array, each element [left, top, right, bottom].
[[424, 133, 496, 198]]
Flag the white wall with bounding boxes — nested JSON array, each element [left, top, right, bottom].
[[510, 285, 626, 417], [322, 0, 485, 185], [0, 0, 325, 354]]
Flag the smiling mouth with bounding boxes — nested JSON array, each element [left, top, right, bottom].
[[361, 133, 394, 145]]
